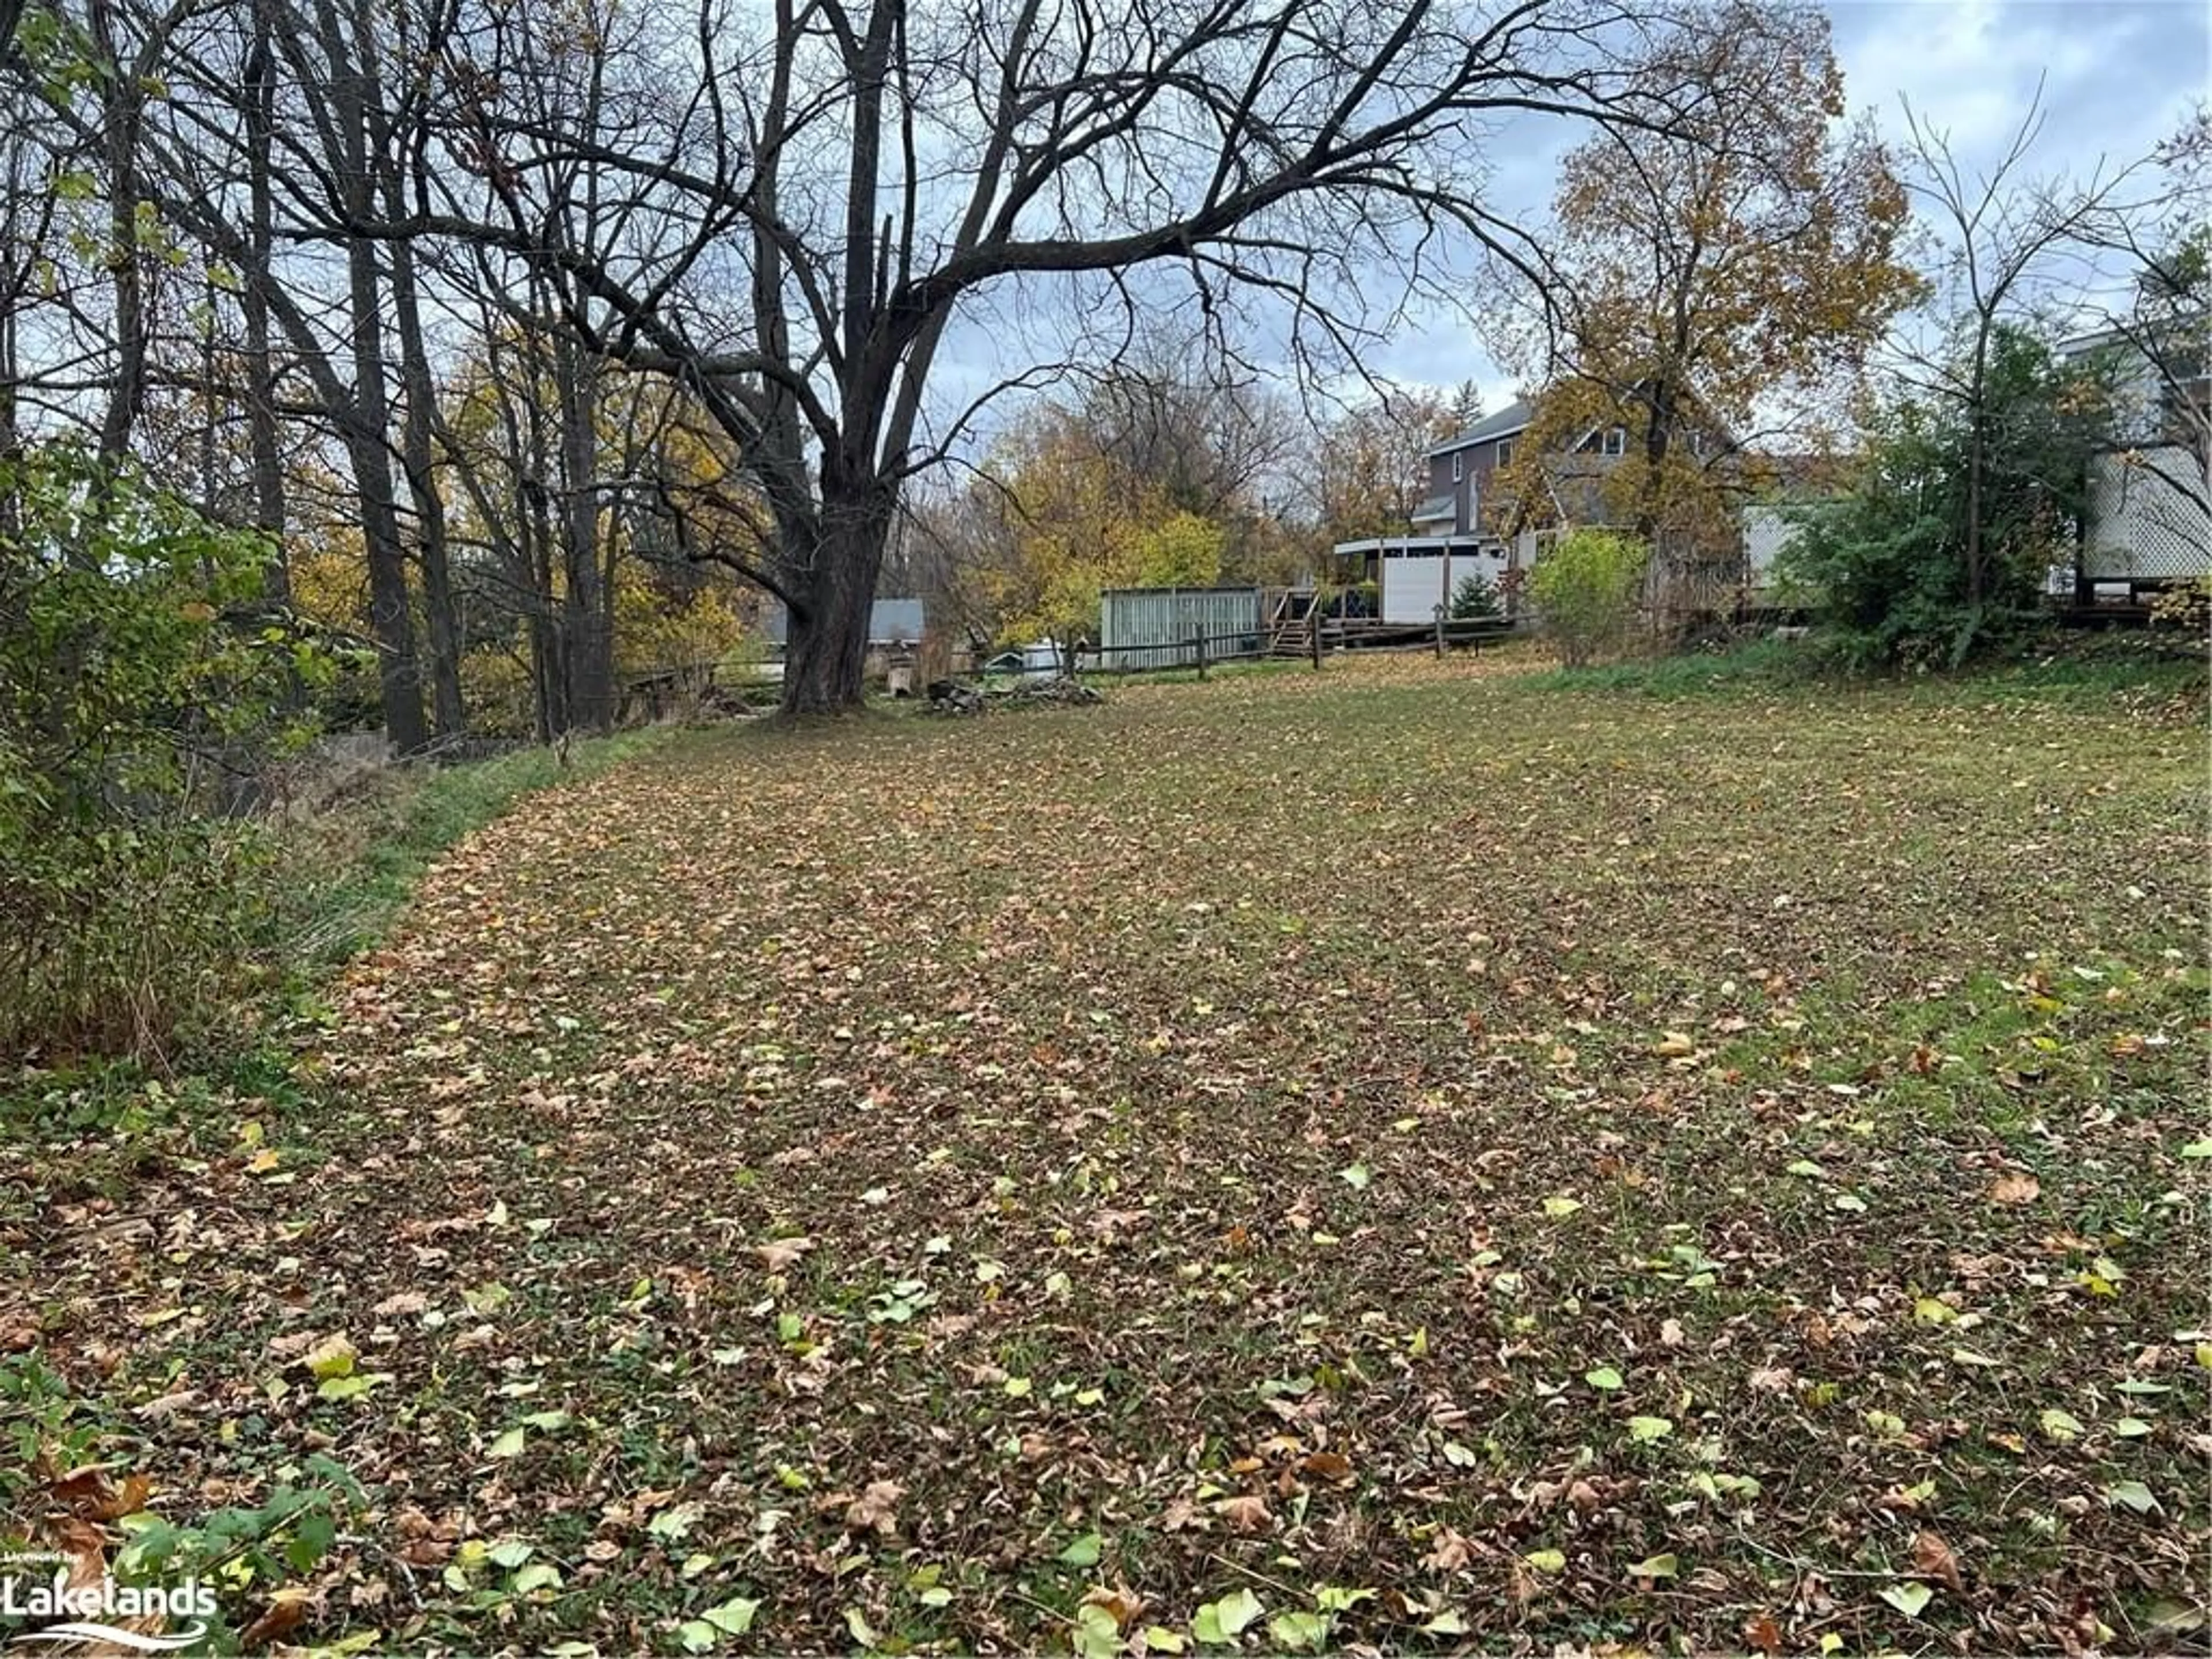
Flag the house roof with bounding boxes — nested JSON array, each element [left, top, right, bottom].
[[1429, 398, 1533, 456]]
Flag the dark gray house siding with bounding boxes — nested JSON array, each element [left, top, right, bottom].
[[1425, 399, 1533, 536]]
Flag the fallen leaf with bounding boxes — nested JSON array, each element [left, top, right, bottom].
[[240, 1594, 309, 1647], [1192, 1588, 1264, 1644], [1878, 1581, 1933, 1619], [757, 1235, 815, 1272], [1058, 1531, 1103, 1567], [2039, 1406, 2084, 1443], [1215, 1493, 1272, 1533], [1297, 1451, 1354, 1483], [2106, 1479, 2160, 1514], [844, 1480, 904, 1536], [1912, 1529, 1964, 1593], [1423, 1528, 1472, 1572], [1083, 1585, 1144, 1630], [133, 1390, 203, 1421], [304, 1333, 358, 1380], [1988, 1171, 2040, 1205]]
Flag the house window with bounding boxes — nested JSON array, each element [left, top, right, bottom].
[[1451, 450, 1464, 482], [1603, 426, 1626, 457], [1496, 438, 1514, 467]]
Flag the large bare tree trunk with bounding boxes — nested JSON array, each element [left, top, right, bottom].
[[337, 209, 425, 752], [343, 412, 427, 753], [1964, 324, 1990, 611], [782, 484, 892, 714], [313, 0, 426, 751]]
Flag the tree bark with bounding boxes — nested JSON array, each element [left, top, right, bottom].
[[781, 485, 892, 714], [1964, 322, 1990, 611], [88, 0, 147, 467], [555, 335, 612, 730], [241, 3, 288, 601], [388, 234, 466, 737], [313, 0, 426, 751]]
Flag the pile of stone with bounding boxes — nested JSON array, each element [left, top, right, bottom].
[[924, 679, 988, 715], [923, 676, 1104, 715], [1001, 675, 1103, 706]]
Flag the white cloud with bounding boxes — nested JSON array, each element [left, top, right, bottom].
[[1836, 0, 2203, 181]]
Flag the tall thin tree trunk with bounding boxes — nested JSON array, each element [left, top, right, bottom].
[[555, 338, 611, 730], [88, 0, 146, 467], [388, 235, 465, 737], [1964, 323, 1991, 611], [197, 275, 219, 518], [314, 0, 425, 751], [526, 478, 567, 740], [346, 416, 426, 753], [243, 3, 288, 601]]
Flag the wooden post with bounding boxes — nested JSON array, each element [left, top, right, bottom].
[[1192, 631, 1207, 679], [1309, 604, 1323, 670], [1434, 604, 1446, 658]]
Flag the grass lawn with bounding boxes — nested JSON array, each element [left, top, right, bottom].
[[3, 651, 2206, 1655]]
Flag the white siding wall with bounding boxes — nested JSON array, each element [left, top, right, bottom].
[[1379, 546, 1512, 623], [1381, 551, 1448, 622]]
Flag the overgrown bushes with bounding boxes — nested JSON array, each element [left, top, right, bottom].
[[1777, 326, 2109, 668], [0, 448, 325, 1060], [1528, 528, 1649, 665]]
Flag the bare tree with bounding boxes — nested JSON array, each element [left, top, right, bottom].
[[320, 0, 1720, 713], [14, 0, 1795, 725], [1896, 84, 2154, 609]]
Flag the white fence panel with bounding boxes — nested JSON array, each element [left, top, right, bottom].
[[1099, 588, 1264, 670]]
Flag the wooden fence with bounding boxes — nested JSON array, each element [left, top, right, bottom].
[[1082, 612, 1516, 676]]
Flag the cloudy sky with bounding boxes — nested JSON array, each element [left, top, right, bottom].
[[1365, 0, 2210, 409]]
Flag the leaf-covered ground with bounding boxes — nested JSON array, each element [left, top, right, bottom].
[[7, 653, 2209, 1655]]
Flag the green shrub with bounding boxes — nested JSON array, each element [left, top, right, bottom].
[[0, 446, 327, 1060], [1777, 327, 2108, 669], [1528, 529, 1649, 665], [1449, 571, 1503, 622]]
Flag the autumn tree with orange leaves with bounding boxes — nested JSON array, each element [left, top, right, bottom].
[[1483, 1, 1922, 596]]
